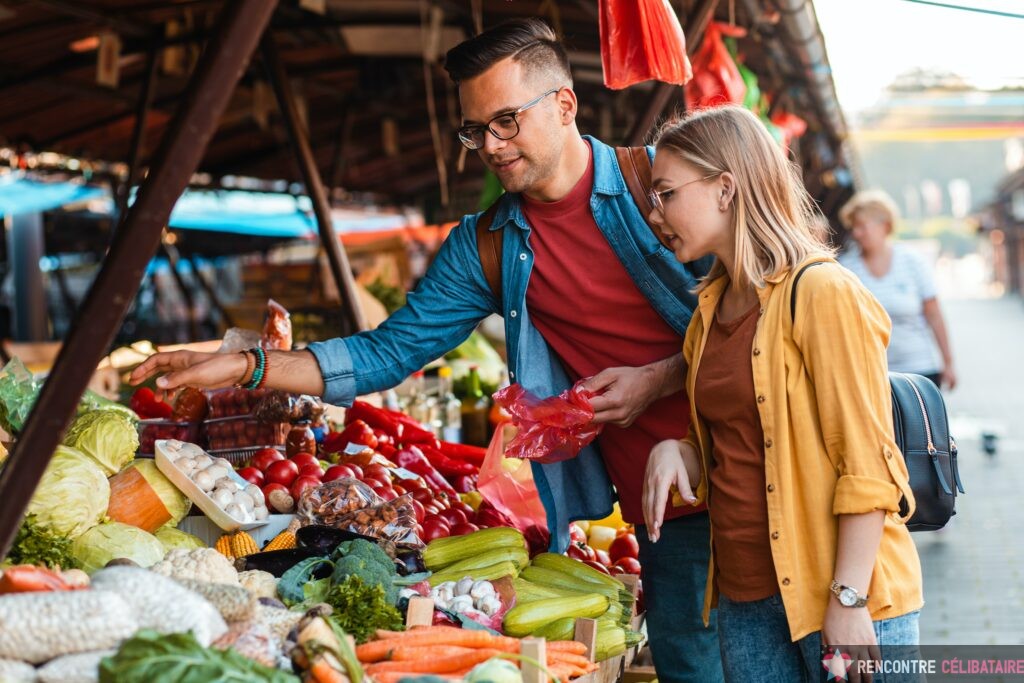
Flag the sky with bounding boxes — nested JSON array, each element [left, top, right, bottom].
[[814, 0, 1024, 113]]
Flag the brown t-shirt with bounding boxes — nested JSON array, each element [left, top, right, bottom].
[[695, 302, 780, 602]]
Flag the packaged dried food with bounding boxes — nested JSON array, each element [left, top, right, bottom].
[[252, 392, 325, 424], [260, 299, 292, 351], [333, 493, 423, 549]]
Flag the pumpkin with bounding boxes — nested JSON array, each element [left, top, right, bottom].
[[106, 460, 191, 532]]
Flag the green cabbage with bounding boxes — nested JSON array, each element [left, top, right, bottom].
[[124, 460, 191, 525], [154, 526, 206, 553], [466, 659, 523, 683], [71, 521, 165, 574], [63, 410, 139, 476], [26, 445, 110, 539]]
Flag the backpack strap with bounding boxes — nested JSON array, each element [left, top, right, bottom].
[[616, 146, 670, 249], [790, 261, 827, 322], [475, 202, 503, 306]]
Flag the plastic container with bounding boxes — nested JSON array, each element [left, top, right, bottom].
[[204, 415, 289, 451], [205, 387, 276, 419], [137, 419, 201, 455], [154, 440, 268, 532]]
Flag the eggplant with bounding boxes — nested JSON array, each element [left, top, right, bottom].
[[240, 548, 327, 577], [395, 549, 426, 576], [296, 524, 375, 554]]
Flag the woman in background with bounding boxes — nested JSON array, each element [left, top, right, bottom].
[[839, 191, 957, 390]]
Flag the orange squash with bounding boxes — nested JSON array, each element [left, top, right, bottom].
[[106, 463, 173, 532]]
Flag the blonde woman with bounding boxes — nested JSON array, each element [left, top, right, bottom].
[[642, 106, 923, 681], [839, 191, 956, 390]]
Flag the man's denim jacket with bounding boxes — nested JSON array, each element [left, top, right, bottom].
[[309, 135, 709, 551]]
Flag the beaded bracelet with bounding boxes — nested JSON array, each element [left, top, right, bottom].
[[257, 350, 270, 390], [235, 350, 256, 389], [244, 347, 266, 391]]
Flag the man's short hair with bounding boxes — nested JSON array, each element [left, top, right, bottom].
[[443, 18, 572, 87]]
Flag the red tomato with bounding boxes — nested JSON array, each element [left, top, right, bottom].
[[364, 476, 391, 491], [264, 459, 299, 487], [567, 541, 596, 563], [398, 477, 426, 491], [392, 484, 407, 496], [411, 499, 426, 524], [583, 560, 612, 576], [323, 464, 355, 482], [362, 464, 390, 482], [289, 453, 321, 471], [249, 448, 284, 472], [298, 464, 324, 480], [434, 491, 451, 509], [411, 488, 434, 505], [449, 522, 480, 536], [438, 508, 468, 528], [609, 533, 640, 564], [594, 549, 612, 567], [376, 488, 398, 502], [290, 475, 321, 501], [451, 500, 476, 517], [569, 523, 588, 545], [346, 464, 364, 480], [423, 503, 442, 517], [612, 557, 642, 575], [237, 467, 265, 487], [421, 516, 450, 542]]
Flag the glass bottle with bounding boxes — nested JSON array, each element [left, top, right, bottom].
[[437, 366, 463, 443], [407, 369, 436, 429], [460, 365, 490, 446], [285, 422, 316, 457]]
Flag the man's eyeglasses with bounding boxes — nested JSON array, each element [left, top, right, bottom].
[[457, 88, 560, 150], [647, 174, 719, 213]]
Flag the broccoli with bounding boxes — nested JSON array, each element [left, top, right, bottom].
[[330, 539, 398, 604]]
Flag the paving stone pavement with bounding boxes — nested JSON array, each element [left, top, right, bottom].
[[913, 294, 1024, 646]]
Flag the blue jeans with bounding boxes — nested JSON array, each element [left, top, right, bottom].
[[717, 593, 923, 683], [636, 512, 724, 683]]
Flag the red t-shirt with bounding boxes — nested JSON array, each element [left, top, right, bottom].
[[521, 146, 702, 525]]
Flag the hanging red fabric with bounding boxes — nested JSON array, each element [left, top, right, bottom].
[[684, 22, 748, 109], [599, 0, 693, 90]]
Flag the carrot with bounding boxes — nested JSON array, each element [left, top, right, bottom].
[[390, 645, 477, 661], [365, 648, 507, 674], [356, 629, 518, 662], [309, 655, 348, 683], [547, 651, 596, 669], [546, 640, 588, 656]]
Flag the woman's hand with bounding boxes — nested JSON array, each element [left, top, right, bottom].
[[941, 364, 957, 391], [642, 439, 701, 543], [822, 600, 881, 683]]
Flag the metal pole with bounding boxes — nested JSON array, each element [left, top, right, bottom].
[[5, 213, 48, 342], [261, 35, 367, 334], [0, 0, 279, 562], [119, 45, 161, 222]]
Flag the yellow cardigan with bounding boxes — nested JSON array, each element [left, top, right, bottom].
[[681, 256, 924, 641]]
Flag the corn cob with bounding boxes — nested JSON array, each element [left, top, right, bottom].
[[263, 529, 297, 551], [215, 534, 235, 559], [422, 527, 525, 570], [502, 592, 608, 638], [230, 531, 259, 558]]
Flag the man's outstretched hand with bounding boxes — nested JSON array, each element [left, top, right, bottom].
[[129, 351, 247, 391]]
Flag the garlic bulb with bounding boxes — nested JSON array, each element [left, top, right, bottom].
[[448, 595, 473, 614], [469, 580, 496, 600], [456, 577, 474, 597]]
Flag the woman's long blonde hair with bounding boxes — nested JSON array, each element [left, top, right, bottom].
[[653, 105, 833, 290]]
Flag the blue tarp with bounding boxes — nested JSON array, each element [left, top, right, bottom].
[[0, 178, 105, 217]]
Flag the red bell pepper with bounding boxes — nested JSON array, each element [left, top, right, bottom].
[[438, 441, 487, 465], [399, 422, 441, 449], [393, 446, 457, 496], [336, 419, 378, 450], [129, 387, 173, 420]]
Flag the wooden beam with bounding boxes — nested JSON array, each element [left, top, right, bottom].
[[32, 0, 151, 37], [0, 0, 279, 563], [119, 45, 161, 220]]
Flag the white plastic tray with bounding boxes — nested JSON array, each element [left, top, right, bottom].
[[155, 439, 269, 533]]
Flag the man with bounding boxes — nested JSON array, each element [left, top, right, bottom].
[[132, 19, 720, 681]]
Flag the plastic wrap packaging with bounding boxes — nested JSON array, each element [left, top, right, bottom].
[[333, 493, 423, 549], [599, 0, 692, 90], [218, 328, 262, 354], [475, 428, 548, 533], [296, 478, 383, 527], [261, 299, 292, 350], [0, 358, 40, 435], [492, 380, 602, 464]]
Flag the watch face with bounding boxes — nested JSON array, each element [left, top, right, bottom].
[[839, 588, 859, 607]]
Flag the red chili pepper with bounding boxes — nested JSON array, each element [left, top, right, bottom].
[[336, 419, 379, 450], [377, 443, 398, 461], [438, 441, 487, 465], [393, 446, 457, 496], [129, 388, 173, 419], [399, 422, 441, 449], [420, 446, 478, 478], [345, 401, 403, 439]]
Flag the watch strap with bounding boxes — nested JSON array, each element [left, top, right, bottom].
[[830, 579, 869, 608]]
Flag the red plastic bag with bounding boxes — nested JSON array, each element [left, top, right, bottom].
[[770, 110, 808, 152], [684, 22, 748, 109], [475, 426, 548, 533], [492, 381, 602, 464], [599, 0, 692, 90], [261, 299, 292, 350]]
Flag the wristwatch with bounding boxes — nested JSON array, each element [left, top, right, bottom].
[[830, 580, 868, 608]]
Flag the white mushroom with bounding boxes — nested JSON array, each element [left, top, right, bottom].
[[177, 458, 198, 475], [215, 478, 241, 494], [224, 503, 247, 522], [193, 453, 213, 470], [469, 580, 496, 601], [233, 491, 255, 513], [193, 469, 216, 492], [205, 465, 230, 482], [455, 577, 474, 597], [211, 489, 234, 508], [245, 485, 265, 505], [253, 505, 270, 521], [213, 457, 233, 470]]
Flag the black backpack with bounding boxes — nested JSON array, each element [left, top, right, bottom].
[[791, 262, 965, 531]]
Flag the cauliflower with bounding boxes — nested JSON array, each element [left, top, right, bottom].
[[150, 548, 239, 585], [238, 570, 279, 600]]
